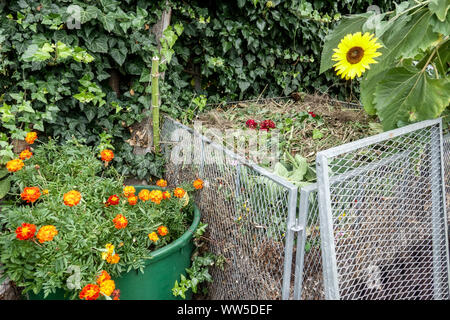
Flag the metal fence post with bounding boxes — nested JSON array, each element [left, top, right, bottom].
[[281, 186, 299, 300], [316, 153, 340, 300]]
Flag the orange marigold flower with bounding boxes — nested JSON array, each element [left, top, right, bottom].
[[107, 195, 120, 206], [6, 159, 24, 172], [149, 190, 163, 204], [100, 149, 114, 162], [15, 223, 37, 240], [193, 179, 204, 190], [148, 232, 159, 243], [162, 191, 171, 200], [36, 225, 58, 243], [25, 132, 37, 144], [63, 190, 81, 207], [157, 226, 168, 236], [127, 195, 138, 206], [106, 253, 120, 264], [19, 149, 33, 160], [156, 179, 167, 188], [123, 186, 136, 197], [96, 270, 111, 285], [173, 187, 186, 198], [112, 214, 128, 229], [99, 279, 115, 296], [138, 189, 151, 202], [79, 284, 100, 300], [21, 187, 41, 203]]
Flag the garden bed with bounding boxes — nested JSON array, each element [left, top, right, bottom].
[[195, 93, 379, 164]]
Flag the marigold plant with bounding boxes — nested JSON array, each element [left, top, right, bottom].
[[100, 149, 114, 162], [173, 187, 186, 199], [156, 179, 167, 188], [15, 223, 37, 240], [0, 139, 202, 299], [25, 132, 38, 144], [123, 186, 135, 197], [20, 187, 41, 203], [112, 214, 128, 229], [63, 190, 82, 207], [19, 149, 33, 160], [6, 159, 24, 172], [127, 195, 138, 206], [107, 195, 120, 206], [36, 225, 58, 243], [79, 284, 100, 301]]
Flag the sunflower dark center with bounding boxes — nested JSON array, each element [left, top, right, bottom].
[[346, 46, 364, 64]]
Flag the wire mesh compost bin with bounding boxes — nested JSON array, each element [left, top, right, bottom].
[[315, 119, 450, 300], [160, 115, 449, 300], [160, 116, 299, 300]]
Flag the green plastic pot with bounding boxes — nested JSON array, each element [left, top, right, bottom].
[[27, 185, 200, 300]]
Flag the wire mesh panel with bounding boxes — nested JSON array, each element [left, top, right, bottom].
[[444, 134, 449, 227], [160, 116, 299, 300], [316, 119, 450, 300]]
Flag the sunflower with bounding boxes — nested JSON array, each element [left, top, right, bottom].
[[332, 32, 382, 80]]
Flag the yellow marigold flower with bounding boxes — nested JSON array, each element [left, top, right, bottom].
[[173, 187, 186, 199], [101, 243, 115, 260], [25, 132, 38, 144], [6, 159, 24, 172], [42, 189, 49, 195], [332, 32, 382, 80], [63, 190, 82, 207], [36, 225, 58, 243], [149, 190, 163, 204], [96, 270, 111, 285], [21, 187, 41, 203], [193, 179, 203, 190], [123, 185, 136, 197], [138, 189, 151, 202], [148, 232, 159, 243], [156, 179, 167, 188], [99, 279, 115, 296], [100, 149, 114, 162], [19, 149, 33, 160], [157, 226, 168, 236]]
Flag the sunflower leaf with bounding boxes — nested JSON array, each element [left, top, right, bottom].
[[373, 66, 450, 130], [367, 8, 439, 81]]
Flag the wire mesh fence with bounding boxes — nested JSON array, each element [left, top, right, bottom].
[[444, 134, 449, 227], [315, 119, 450, 300], [160, 116, 299, 300]]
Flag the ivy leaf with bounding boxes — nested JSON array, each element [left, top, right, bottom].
[[80, 6, 99, 24], [55, 41, 73, 60], [89, 35, 109, 53], [374, 67, 450, 130], [99, 12, 116, 32], [429, 0, 450, 22], [110, 48, 127, 66], [319, 13, 370, 74]]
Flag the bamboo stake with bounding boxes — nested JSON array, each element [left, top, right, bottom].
[[151, 56, 160, 153]]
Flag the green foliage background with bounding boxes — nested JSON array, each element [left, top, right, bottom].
[[0, 0, 395, 181]]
